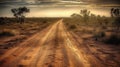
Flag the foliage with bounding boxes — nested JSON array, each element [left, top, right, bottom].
[[104, 34, 120, 45], [11, 7, 30, 23], [64, 8, 120, 45], [69, 25, 77, 30], [111, 8, 120, 31], [80, 9, 90, 24], [0, 18, 60, 36], [69, 9, 111, 27], [0, 29, 19, 37], [93, 31, 106, 41]]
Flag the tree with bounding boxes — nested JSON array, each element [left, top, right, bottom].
[[111, 8, 120, 31], [80, 9, 90, 24], [11, 7, 30, 23]]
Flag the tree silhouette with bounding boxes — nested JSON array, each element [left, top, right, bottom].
[[111, 8, 120, 31], [11, 7, 30, 23], [80, 9, 90, 24], [111, 8, 120, 17]]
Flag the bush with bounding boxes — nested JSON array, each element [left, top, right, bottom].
[[0, 29, 19, 37], [93, 31, 106, 41], [0, 31, 14, 37], [100, 31, 106, 37], [104, 34, 120, 45], [69, 25, 77, 30]]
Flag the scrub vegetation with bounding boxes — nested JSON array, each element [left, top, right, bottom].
[[64, 8, 120, 45], [0, 17, 60, 49]]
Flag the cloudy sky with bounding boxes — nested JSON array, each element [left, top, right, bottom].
[[0, 0, 119, 5], [0, 0, 120, 17]]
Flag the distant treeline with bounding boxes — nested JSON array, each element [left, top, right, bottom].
[[0, 17, 61, 24]]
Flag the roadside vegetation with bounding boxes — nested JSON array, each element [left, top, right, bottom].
[[64, 8, 120, 45], [0, 17, 60, 50], [0, 17, 59, 37], [0, 6, 60, 50]]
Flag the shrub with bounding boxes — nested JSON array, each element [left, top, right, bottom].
[[100, 31, 106, 37], [93, 31, 106, 41], [104, 34, 120, 45], [69, 25, 77, 30], [0, 29, 19, 37], [0, 31, 14, 37]]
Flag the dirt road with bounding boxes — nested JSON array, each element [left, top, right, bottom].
[[0, 19, 120, 67]]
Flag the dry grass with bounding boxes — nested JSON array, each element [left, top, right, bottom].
[[0, 18, 60, 50], [0, 18, 60, 37], [63, 17, 120, 45]]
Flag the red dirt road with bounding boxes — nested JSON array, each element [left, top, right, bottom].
[[0, 19, 120, 67]]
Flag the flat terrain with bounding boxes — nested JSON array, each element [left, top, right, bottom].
[[0, 19, 120, 67]]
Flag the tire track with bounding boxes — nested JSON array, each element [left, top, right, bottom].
[[0, 22, 56, 67]]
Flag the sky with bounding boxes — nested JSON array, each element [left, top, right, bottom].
[[0, 0, 120, 17]]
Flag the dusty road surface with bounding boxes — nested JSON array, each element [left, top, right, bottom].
[[0, 19, 120, 67]]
